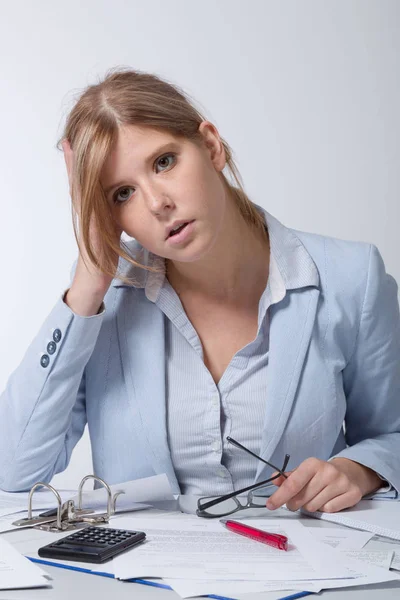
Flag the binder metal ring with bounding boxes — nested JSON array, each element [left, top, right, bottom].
[[78, 474, 113, 518], [28, 482, 63, 529]]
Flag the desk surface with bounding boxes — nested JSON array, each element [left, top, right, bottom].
[[1, 507, 400, 600]]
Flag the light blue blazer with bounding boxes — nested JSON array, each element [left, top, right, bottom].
[[1, 209, 400, 494]]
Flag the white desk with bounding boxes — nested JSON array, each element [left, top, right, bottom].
[[1, 506, 400, 600]]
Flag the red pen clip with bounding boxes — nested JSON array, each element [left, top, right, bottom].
[[220, 519, 288, 551]]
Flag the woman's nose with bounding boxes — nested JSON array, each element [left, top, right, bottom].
[[144, 187, 174, 215]]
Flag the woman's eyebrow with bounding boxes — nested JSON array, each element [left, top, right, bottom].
[[104, 141, 180, 195]]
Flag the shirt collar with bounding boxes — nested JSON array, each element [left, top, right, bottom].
[[111, 205, 320, 298]]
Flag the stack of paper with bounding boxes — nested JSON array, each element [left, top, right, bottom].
[[108, 516, 400, 598], [302, 499, 400, 540]]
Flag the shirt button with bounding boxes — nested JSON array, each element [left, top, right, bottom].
[[47, 341, 57, 355], [211, 441, 220, 452], [40, 354, 50, 368], [218, 469, 228, 478], [53, 329, 62, 343]]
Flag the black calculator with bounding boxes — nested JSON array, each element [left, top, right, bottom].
[[38, 526, 146, 563]]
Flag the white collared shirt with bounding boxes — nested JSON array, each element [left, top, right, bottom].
[[144, 242, 287, 496]]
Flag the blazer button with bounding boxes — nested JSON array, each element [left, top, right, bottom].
[[47, 341, 57, 355], [53, 329, 62, 343], [40, 354, 50, 368]]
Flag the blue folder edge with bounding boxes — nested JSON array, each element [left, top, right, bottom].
[[27, 556, 313, 600]]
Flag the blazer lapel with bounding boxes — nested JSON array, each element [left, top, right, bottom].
[[255, 286, 320, 480], [254, 208, 321, 480]]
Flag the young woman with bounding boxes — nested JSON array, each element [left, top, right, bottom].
[[1, 68, 399, 515]]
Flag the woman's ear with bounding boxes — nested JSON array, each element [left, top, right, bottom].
[[198, 121, 226, 171]]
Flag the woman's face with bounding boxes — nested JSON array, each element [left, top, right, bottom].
[[100, 121, 228, 262]]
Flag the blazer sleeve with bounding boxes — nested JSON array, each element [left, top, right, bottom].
[[0, 265, 105, 492], [333, 244, 400, 493]]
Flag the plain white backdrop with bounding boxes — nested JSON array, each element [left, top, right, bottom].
[[0, 1, 398, 489]]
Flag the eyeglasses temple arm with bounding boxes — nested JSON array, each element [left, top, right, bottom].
[[282, 453, 290, 471], [227, 436, 289, 478]]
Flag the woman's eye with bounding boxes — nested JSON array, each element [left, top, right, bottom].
[[156, 153, 176, 172], [112, 154, 176, 203], [113, 187, 134, 204]]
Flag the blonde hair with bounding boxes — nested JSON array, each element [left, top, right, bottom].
[[58, 67, 267, 285]]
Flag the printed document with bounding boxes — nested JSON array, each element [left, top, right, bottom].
[[111, 516, 358, 581], [308, 527, 373, 549]]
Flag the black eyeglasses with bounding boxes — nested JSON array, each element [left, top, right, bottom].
[[196, 437, 290, 518]]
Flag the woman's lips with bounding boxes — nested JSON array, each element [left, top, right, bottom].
[[166, 220, 195, 246]]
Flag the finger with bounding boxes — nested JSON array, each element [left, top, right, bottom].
[[271, 469, 295, 478], [266, 459, 320, 510], [316, 488, 362, 513], [271, 471, 293, 487], [298, 477, 351, 512], [271, 475, 286, 487], [270, 470, 294, 487], [285, 474, 327, 511], [285, 464, 349, 511]]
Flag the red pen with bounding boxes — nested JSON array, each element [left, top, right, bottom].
[[220, 519, 288, 551]]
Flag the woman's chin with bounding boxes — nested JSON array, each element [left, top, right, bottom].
[[164, 234, 216, 264]]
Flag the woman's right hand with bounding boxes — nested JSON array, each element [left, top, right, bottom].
[[62, 139, 122, 316]]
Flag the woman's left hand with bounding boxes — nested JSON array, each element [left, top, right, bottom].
[[266, 457, 382, 513]]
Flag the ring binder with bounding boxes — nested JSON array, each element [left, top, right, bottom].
[[12, 474, 125, 532]]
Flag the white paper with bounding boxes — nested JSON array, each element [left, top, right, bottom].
[[0, 537, 50, 590], [168, 550, 400, 599], [339, 549, 393, 570], [282, 551, 400, 591], [308, 527, 373, 549], [156, 524, 397, 598], [166, 532, 389, 598], [162, 577, 320, 599], [70, 474, 174, 513], [390, 551, 400, 571], [111, 516, 357, 581], [302, 499, 400, 541]]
